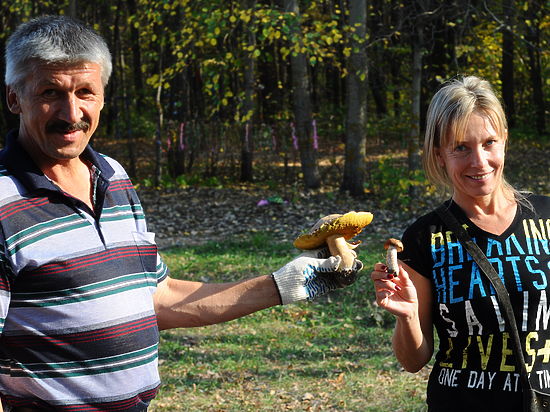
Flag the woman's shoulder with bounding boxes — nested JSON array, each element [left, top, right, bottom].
[[398, 204, 447, 276], [523, 193, 550, 215], [525, 193, 550, 204], [403, 201, 449, 236]]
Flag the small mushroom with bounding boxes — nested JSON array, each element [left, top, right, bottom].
[[294, 211, 374, 270], [384, 238, 403, 275]]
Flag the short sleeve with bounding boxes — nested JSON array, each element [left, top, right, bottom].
[[0, 246, 13, 334], [397, 211, 441, 279], [156, 254, 169, 284]]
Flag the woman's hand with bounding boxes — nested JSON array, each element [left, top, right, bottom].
[[371, 262, 419, 319], [372, 262, 434, 372]]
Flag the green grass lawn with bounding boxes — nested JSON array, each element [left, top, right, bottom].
[[149, 232, 430, 411]]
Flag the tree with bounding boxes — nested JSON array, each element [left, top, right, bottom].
[[153, 33, 166, 187], [67, 0, 77, 18], [341, 0, 368, 196], [241, 0, 258, 182], [500, 0, 516, 128], [284, 0, 320, 190], [0, 0, 547, 190], [407, 0, 432, 201], [126, 0, 145, 113], [521, 0, 546, 134]]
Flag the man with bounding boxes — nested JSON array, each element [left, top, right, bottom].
[[0, 16, 362, 411]]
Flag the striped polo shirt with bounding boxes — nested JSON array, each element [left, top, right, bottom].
[[0, 132, 168, 411]]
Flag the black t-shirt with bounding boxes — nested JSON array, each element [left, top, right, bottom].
[[399, 195, 550, 411]]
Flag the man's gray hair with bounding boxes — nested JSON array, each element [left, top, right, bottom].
[[5, 15, 112, 91]]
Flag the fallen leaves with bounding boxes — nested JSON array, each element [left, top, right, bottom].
[[140, 186, 415, 250]]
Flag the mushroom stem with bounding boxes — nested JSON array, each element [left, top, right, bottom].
[[386, 246, 399, 275], [384, 238, 403, 275], [327, 235, 355, 270]]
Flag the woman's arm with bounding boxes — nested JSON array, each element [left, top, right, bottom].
[[372, 262, 434, 372]]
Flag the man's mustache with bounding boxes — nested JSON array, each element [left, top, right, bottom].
[[46, 120, 90, 134]]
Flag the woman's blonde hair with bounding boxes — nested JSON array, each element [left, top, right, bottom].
[[422, 75, 518, 200]]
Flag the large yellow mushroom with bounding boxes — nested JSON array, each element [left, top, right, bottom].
[[294, 211, 374, 271]]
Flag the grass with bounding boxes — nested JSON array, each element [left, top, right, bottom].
[[149, 232, 431, 411]]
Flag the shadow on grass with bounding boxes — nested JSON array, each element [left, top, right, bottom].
[[158, 317, 397, 387]]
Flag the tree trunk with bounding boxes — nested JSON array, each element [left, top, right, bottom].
[[154, 41, 164, 187], [154, 81, 163, 187], [109, 1, 136, 179], [284, 0, 320, 190], [127, 0, 145, 113], [120, 51, 137, 179], [104, 0, 123, 140], [341, 0, 367, 197], [66, 0, 77, 18], [408, 20, 423, 201], [500, 0, 515, 128], [368, 58, 388, 118], [423, 2, 455, 113], [365, 0, 387, 119], [241, 0, 256, 182], [524, 1, 545, 134]]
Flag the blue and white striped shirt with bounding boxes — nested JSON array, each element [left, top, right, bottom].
[[0, 131, 167, 411]]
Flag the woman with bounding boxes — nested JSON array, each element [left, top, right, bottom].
[[371, 75, 550, 411]]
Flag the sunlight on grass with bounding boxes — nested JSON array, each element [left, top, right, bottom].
[[151, 232, 429, 411]]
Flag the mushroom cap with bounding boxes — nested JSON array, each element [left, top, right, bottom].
[[384, 238, 404, 252], [293, 211, 374, 250]]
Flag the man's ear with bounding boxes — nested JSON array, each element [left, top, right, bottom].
[[6, 85, 21, 114]]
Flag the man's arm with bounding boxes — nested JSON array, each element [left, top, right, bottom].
[[153, 250, 362, 330], [153, 275, 281, 330]]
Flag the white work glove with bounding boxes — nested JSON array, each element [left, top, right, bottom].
[[272, 247, 363, 305]]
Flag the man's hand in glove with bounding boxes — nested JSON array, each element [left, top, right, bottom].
[[272, 247, 363, 305]]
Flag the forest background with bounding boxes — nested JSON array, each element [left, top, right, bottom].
[[0, 2, 548, 410], [0, 0, 547, 202]]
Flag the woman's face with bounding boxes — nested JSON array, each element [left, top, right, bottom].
[[437, 111, 506, 203]]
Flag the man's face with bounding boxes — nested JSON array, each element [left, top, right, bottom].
[[7, 62, 104, 166]]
